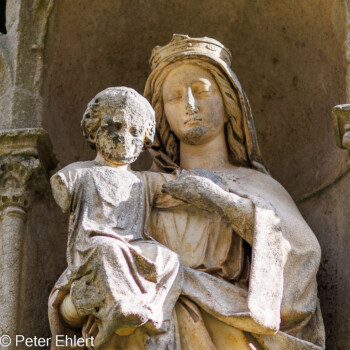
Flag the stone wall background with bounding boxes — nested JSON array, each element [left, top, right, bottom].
[[42, 0, 348, 200], [0, 0, 349, 348]]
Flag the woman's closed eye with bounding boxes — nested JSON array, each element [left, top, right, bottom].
[[165, 91, 183, 102], [192, 83, 212, 97], [194, 88, 211, 97]]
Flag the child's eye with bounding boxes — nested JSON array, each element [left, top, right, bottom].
[[129, 126, 139, 136], [115, 122, 123, 130]]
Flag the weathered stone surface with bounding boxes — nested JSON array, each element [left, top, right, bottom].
[[81, 87, 156, 163], [39, 4, 350, 348], [48, 88, 184, 349], [0, 1, 348, 348], [299, 170, 350, 348], [42, 0, 348, 201], [0, 128, 57, 348], [0, 0, 54, 129], [146, 35, 324, 349], [49, 37, 325, 350]]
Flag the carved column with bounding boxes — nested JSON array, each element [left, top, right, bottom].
[[0, 128, 56, 344]]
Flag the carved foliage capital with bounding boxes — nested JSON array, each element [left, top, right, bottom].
[[0, 155, 45, 211], [0, 128, 57, 212]]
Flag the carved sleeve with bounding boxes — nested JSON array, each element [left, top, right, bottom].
[[50, 167, 77, 212]]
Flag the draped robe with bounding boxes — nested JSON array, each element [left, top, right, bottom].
[[49, 164, 325, 350], [147, 167, 325, 350]]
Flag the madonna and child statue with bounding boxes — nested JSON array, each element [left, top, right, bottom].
[[48, 34, 325, 350]]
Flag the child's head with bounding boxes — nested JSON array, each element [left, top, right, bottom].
[[81, 87, 155, 164]]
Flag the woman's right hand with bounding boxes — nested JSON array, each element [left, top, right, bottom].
[[162, 169, 228, 203], [162, 169, 254, 243]]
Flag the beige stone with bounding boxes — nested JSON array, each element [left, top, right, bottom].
[[49, 36, 325, 350], [0, 128, 56, 345], [0, 1, 349, 349], [144, 34, 325, 349], [48, 87, 183, 349], [39, 6, 350, 343]]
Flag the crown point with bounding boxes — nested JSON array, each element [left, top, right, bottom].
[[172, 34, 189, 41], [149, 34, 232, 70]]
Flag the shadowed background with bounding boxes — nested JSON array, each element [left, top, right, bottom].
[[33, 0, 350, 347]]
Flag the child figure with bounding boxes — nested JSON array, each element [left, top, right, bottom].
[[49, 87, 182, 349]]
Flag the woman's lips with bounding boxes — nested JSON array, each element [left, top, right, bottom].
[[184, 115, 202, 125]]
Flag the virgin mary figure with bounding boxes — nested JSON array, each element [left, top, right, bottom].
[[143, 34, 325, 350]]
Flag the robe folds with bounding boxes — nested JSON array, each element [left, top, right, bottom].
[[48, 161, 182, 349], [49, 164, 325, 350]]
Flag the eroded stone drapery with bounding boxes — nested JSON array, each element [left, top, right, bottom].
[[0, 128, 56, 345]]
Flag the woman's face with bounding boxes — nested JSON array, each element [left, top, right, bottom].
[[162, 63, 226, 145]]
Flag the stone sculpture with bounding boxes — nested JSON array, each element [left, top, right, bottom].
[[49, 35, 325, 350], [143, 34, 325, 349], [48, 87, 183, 349]]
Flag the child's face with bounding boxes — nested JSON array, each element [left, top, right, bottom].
[[95, 104, 145, 164]]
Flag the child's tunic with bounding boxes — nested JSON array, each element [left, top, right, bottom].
[[50, 161, 182, 348]]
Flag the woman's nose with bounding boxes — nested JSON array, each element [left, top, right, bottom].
[[185, 88, 198, 113]]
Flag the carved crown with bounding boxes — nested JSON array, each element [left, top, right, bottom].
[[149, 34, 232, 70]]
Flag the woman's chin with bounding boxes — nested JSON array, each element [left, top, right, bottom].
[[180, 126, 208, 145]]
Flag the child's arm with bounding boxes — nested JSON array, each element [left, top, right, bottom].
[[50, 163, 81, 212], [50, 173, 72, 212]]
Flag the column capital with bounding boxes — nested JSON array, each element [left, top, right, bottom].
[[0, 128, 57, 212]]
